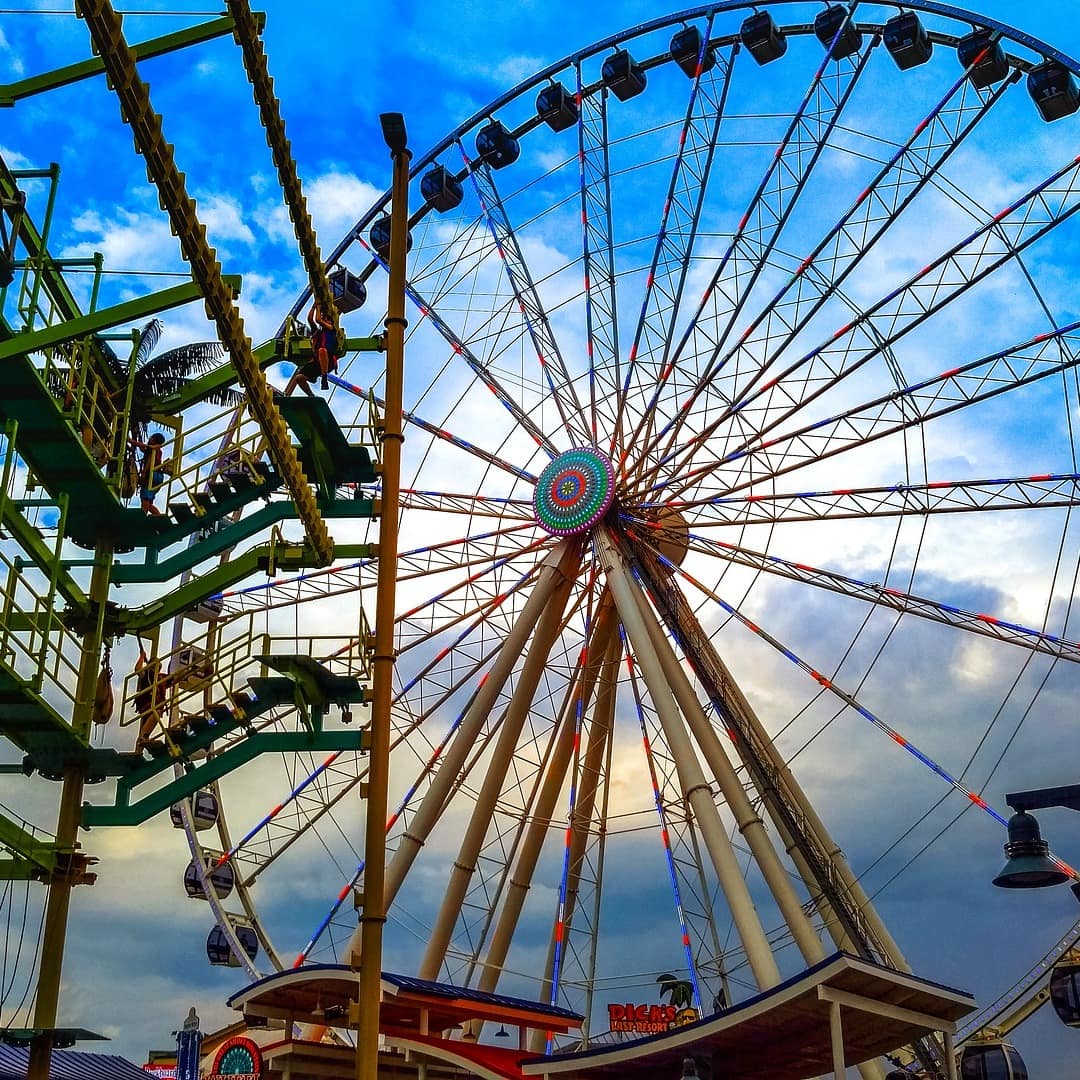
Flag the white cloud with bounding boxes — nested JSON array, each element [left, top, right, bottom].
[[195, 193, 256, 248]]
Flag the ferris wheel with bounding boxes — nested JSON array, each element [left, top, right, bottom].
[[176, 1, 1080, 1071]]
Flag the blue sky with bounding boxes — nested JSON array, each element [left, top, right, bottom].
[[4, 1, 1080, 1076]]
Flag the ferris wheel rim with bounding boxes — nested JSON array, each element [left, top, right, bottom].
[[199, 3, 1080, 1058]]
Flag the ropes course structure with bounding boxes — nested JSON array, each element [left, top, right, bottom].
[[3, 2, 1080, 1078]]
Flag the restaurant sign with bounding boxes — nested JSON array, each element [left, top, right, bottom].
[[607, 1003, 699, 1034]]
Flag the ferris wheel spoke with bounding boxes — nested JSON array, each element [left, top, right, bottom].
[[462, 147, 592, 448], [394, 522, 541, 581], [576, 64, 622, 446], [656, 316, 1080, 502], [396, 544, 549, 656], [634, 70, 1011, 496], [419, 542, 584, 980], [616, 17, 734, 463], [640, 21, 878, 474], [707, 155, 1080, 469], [224, 557, 546, 889], [401, 274, 561, 458], [629, 545, 912, 968], [399, 490, 533, 518], [666, 556, 1022, 830], [651, 473, 1080, 529], [671, 531, 1080, 664], [337, 376, 538, 485], [216, 557, 373, 616]]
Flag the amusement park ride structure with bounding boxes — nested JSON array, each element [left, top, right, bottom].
[[3, 2, 1080, 1079]]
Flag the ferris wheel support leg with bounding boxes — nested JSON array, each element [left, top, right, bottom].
[[419, 546, 581, 980], [628, 569, 826, 968], [717, 658, 909, 973], [942, 1031, 958, 1080], [342, 541, 581, 968], [597, 529, 780, 990], [475, 594, 618, 990]]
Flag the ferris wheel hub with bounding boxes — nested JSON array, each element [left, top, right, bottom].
[[533, 447, 616, 536]]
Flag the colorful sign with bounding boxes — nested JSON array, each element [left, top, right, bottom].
[[607, 1003, 700, 1034], [208, 1035, 263, 1079]]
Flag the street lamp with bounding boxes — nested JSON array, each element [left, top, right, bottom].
[[991, 783, 1080, 893]]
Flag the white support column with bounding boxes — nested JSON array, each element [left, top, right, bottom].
[[597, 528, 780, 990], [419, 542, 582, 979], [943, 1032, 958, 1080], [829, 999, 845, 1079], [630, 575, 826, 967]]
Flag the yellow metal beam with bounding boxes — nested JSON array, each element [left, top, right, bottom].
[[72, 0, 333, 565], [225, 0, 339, 337]]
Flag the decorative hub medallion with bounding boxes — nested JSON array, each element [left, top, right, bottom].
[[533, 448, 615, 537]]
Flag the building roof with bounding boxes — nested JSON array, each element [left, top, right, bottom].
[[521, 952, 976, 1080], [0, 1044, 153, 1080], [230, 965, 583, 1034]]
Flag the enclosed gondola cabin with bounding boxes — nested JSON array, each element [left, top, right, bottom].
[[957, 29, 1010, 88], [740, 10, 787, 65], [959, 1039, 1029, 1080], [602, 49, 646, 101], [207, 924, 259, 967], [670, 26, 716, 79], [184, 858, 235, 900], [536, 83, 578, 131], [1028, 60, 1080, 122], [814, 5, 862, 60], [1050, 954, 1080, 1026], [475, 120, 520, 168], [329, 267, 367, 314], [169, 789, 219, 831], [420, 165, 464, 213], [883, 10, 933, 70], [369, 214, 414, 259]]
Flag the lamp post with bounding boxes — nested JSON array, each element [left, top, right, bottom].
[[354, 111, 410, 1080], [991, 783, 1080, 897]]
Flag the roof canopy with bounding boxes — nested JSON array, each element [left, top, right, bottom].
[[230, 965, 583, 1036], [522, 953, 976, 1080]]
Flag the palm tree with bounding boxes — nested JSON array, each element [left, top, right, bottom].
[[656, 974, 695, 1011], [100, 318, 243, 442]]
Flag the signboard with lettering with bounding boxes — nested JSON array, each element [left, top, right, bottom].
[[607, 1003, 700, 1034]]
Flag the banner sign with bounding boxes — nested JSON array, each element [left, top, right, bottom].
[[607, 1003, 699, 1034]]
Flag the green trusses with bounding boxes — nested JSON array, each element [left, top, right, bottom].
[[276, 393, 378, 498], [0, 17, 237, 107], [0, 668, 86, 763], [81, 655, 368, 827], [0, 278, 231, 362], [116, 541, 375, 633], [0, 811, 62, 881], [81, 729, 368, 828], [111, 500, 375, 584]]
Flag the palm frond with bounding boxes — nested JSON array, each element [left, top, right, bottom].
[[135, 319, 164, 367], [202, 384, 246, 409], [134, 342, 225, 395]]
